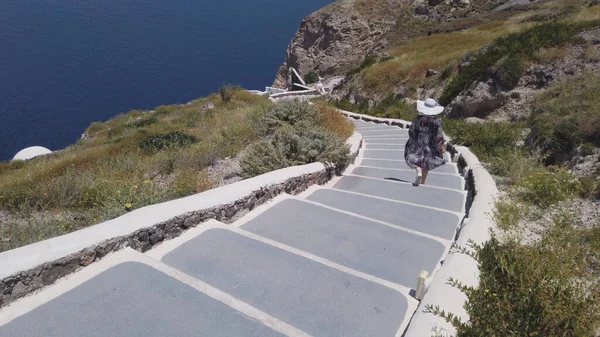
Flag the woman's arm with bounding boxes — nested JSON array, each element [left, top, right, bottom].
[[408, 117, 416, 138], [435, 118, 446, 153]]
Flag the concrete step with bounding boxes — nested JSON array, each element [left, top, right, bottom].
[[360, 158, 458, 174], [364, 141, 407, 146], [355, 126, 402, 132], [365, 144, 407, 150], [160, 226, 409, 337], [362, 135, 409, 141], [350, 166, 464, 190], [358, 129, 408, 135], [0, 250, 288, 337], [334, 175, 466, 213], [363, 149, 407, 160], [305, 188, 462, 240], [239, 197, 446, 287]]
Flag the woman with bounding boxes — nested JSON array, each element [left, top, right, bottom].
[[404, 98, 447, 186]]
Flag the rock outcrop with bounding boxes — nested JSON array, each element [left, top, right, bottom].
[[449, 28, 600, 121], [273, 0, 522, 90], [273, 0, 405, 88]]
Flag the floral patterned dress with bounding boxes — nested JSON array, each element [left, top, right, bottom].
[[404, 115, 446, 171]]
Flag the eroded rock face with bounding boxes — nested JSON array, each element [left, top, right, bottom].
[[272, 0, 405, 88], [448, 80, 508, 118], [449, 27, 600, 121]]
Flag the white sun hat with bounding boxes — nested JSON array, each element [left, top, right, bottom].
[[417, 98, 444, 116]]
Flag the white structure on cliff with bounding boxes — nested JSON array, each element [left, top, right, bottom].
[[12, 146, 52, 161]]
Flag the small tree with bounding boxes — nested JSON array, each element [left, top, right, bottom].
[[219, 85, 242, 103], [304, 71, 319, 84]]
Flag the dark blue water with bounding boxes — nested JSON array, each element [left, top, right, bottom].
[[0, 0, 331, 161]]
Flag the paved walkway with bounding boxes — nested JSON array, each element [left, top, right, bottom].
[[0, 120, 467, 337]]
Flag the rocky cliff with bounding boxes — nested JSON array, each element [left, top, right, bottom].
[[272, 0, 405, 88], [272, 0, 516, 89]]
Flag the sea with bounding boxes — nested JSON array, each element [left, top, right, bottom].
[[0, 0, 332, 161]]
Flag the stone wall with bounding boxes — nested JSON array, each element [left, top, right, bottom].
[[0, 134, 362, 308], [269, 89, 320, 103]]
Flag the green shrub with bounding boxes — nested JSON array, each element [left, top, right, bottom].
[[430, 234, 600, 337], [219, 85, 242, 103], [530, 73, 600, 161], [487, 147, 541, 179], [370, 96, 418, 121], [347, 54, 379, 76], [517, 168, 579, 208], [240, 140, 288, 177], [577, 175, 600, 200], [264, 101, 317, 130], [304, 71, 319, 84], [154, 105, 178, 115], [241, 126, 349, 177], [441, 64, 454, 80], [240, 101, 351, 178], [494, 56, 525, 90], [333, 95, 417, 121], [494, 198, 524, 231], [579, 143, 597, 157], [127, 117, 157, 128], [442, 118, 524, 162], [138, 131, 199, 152], [440, 22, 599, 105], [552, 118, 585, 154], [333, 99, 370, 115]]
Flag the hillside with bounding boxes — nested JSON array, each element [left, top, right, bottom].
[[0, 90, 352, 253], [277, 0, 600, 335]]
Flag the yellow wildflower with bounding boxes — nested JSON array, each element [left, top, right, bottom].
[[125, 203, 132, 210], [144, 180, 151, 184], [133, 185, 138, 189], [485, 289, 490, 293]]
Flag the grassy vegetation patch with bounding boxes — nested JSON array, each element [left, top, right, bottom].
[[362, 19, 530, 96], [304, 71, 319, 84], [440, 21, 600, 105], [346, 54, 379, 76], [138, 131, 199, 153], [127, 117, 158, 128], [0, 96, 354, 252], [0, 90, 272, 252], [530, 73, 600, 159], [443, 118, 526, 175], [219, 85, 243, 103], [240, 101, 353, 177], [332, 96, 418, 122], [433, 231, 600, 337]]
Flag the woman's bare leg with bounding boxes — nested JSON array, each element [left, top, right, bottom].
[[414, 167, 423, 186], [421, 169, 429, 184]]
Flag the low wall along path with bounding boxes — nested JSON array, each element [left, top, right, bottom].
[[0, 109, 497, 337]]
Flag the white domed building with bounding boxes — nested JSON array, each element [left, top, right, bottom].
[[12, 146, 52, 161]]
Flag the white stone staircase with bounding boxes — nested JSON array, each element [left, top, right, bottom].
[[0, 119, 470, 337]]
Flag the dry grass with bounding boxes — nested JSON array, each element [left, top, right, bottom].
[[0, 92, 354, 252], [567, 3, 600, 22], [361, 19, 532, 96], [359, 1, 600, 98], [0, 90, 272, 252], [315, 104, 355, 139]]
